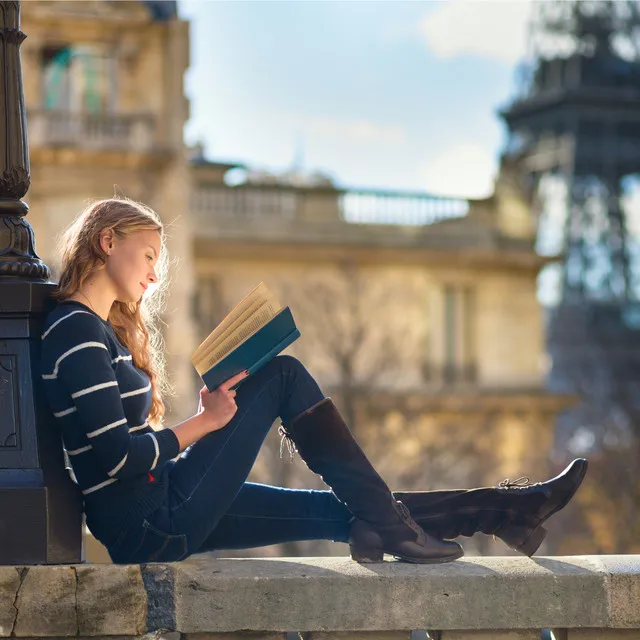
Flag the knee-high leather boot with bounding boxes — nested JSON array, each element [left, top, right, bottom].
[[394, 458, 588, 556], [280, 398, 463, 564]]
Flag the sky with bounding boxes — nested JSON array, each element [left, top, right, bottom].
[[178, 0, 535, 199]]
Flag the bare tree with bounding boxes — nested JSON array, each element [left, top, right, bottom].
[[191, 270, 500, 557], [282, 261, 428, 435]]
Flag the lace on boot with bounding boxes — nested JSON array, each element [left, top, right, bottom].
[[498, 476, 542, 489], [278, 425, 297, 462]]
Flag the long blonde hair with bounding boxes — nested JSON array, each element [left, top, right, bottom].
[[53, 197, 170, 427]]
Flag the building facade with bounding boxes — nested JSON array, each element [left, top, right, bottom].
[[21, 0, 197, 421], [20, 0, 572, 558]]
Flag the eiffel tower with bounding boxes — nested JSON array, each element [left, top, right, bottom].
[[500, 1, 640, 452]]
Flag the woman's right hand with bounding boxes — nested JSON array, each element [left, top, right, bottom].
[[198, 370, 250, 432]]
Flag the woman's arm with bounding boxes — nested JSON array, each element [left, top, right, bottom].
[[170, 370, 249, 451], [42, 313, 250, 477], [169, 412, 213, 451], [42, 312, 180, 479]]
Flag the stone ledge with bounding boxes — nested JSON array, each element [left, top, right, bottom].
[[1, 555, 639, 637]]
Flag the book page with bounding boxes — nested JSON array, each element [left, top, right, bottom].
[[203, 295, 279, 355], [193, 304, 277, 375], [192, 282, 277, 362], [194, 298, 281, 367]]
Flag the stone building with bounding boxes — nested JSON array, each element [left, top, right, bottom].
[[190, 157, 572, 497], [19, 0, 572, 559], [21, 0, 197, 421]]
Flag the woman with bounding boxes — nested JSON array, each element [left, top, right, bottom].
[[40, 197, 587, 565]]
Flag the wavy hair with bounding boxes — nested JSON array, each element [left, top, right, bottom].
[[53, 197, 170, 427]]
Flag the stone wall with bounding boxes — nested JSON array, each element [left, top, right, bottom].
[[3, 556, 639, 639]]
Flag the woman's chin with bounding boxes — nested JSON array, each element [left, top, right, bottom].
[[116, 293, 141, 304]]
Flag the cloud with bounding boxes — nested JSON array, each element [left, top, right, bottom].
[[420, 0, 533, 64], [292, 114, 407, 146], [421, 143, 497, 198]]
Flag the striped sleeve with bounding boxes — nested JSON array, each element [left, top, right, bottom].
[[41, 313, 180, 480]]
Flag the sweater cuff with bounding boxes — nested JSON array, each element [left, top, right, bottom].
[[155, 427, 181, 462]]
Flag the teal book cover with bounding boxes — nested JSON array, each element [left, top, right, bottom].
[[201, 306, 300, 391]]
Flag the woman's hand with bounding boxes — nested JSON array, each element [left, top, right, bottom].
[[198, 370, 250, 432]]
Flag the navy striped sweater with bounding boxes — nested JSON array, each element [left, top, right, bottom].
[[40, 300, 181, 544]]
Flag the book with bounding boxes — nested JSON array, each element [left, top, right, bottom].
[[192, 282, 301, 392]]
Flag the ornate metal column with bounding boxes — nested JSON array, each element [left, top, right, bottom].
[[0, 0, 82, 563]]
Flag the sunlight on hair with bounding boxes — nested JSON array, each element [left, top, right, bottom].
[[53, 197, 172, 427]]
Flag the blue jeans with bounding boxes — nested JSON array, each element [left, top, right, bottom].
[[107, 356, 353, 563]]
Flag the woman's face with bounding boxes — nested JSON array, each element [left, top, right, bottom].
[[104, 228, 162, 303]]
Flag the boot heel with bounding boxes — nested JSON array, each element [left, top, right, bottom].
[[349, 544, 384, 563], [499, 524, 547, 556]]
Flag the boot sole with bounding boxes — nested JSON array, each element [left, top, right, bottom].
[[350, 545, 464, 564]]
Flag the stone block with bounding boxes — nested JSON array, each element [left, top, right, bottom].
[[173, 556, 610, 633], [566, 631, 640, 639], [2, 556, 640, 638], [597, 556, 640, 627], [183, 635, 288, 640], [13, 566, 77, 637], [439, 632, 541, 640], [75, 564, 147, 636], [155, 633, 181, 640], [303, 634, 410, 640], [0, 568, 21, 637]]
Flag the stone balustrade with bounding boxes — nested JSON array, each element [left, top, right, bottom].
[[3, 555, 639, 639], [27, 109, 157, 152], [340, 191, 468, 226], [191, 186, 469, 228]]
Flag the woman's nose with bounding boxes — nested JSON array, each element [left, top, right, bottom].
[[149, 268, 158, 283]]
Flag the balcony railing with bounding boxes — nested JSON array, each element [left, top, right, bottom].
[[192, 185, 469, 227], [27, 110, 157, 152], [340, 189, 469, 226], [192, 186, 301, 220]]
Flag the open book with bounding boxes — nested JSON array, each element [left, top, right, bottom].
[[192, 282, 300, 391]]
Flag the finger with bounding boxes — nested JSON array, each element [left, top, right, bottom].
[[228, 390, 237, 399], [220, 369, 250, 391]]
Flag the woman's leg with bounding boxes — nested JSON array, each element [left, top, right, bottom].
[[280, 398, 463, 563], [393, 458, 588, 556], [163, 356, 326, 556], [197, 482, 352, 551], [145, 355, 455, 564]]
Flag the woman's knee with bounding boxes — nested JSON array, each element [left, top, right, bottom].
[[272, 354, 305, 374], [240, 355, 308, 398]]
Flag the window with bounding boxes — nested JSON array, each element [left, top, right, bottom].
[[443, 286, 457, 382], [462, 286, 476, 382], [441, 285, 477, 385], [42, 45, 116, 112]]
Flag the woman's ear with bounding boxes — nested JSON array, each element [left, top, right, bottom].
[[99, 228, 115, 256]]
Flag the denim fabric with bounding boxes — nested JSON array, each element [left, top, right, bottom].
[[106, 356, 352, 564]]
